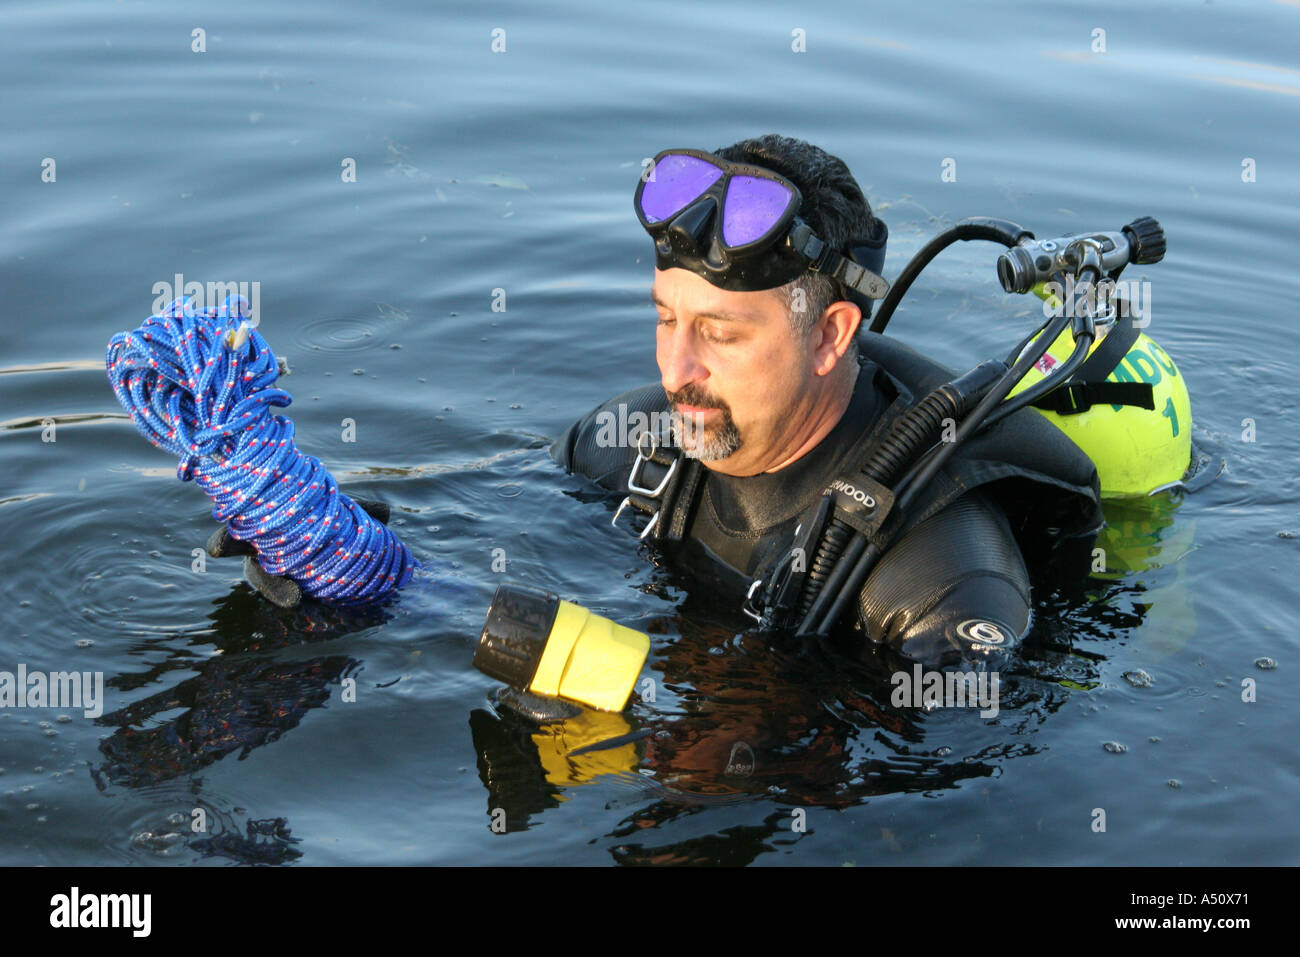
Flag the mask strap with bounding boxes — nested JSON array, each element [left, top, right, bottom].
[[789, 221, 890, 300], [842, 219, 890, 320], [849, 218, 888, 279]]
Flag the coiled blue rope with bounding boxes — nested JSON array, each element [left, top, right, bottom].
[[106, 295, 421, 605]]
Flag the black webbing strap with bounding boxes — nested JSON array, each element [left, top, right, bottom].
[[1030, 313, 1154, 416]]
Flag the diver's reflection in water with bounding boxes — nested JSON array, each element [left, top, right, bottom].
[[93, 583, 393, 864], [469, 494, 1185, 863]]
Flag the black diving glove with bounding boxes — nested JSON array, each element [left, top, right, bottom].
[[203, 497, 393, 609]]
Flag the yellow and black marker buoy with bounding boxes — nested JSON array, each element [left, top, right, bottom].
[[473, 584, 650, 712]]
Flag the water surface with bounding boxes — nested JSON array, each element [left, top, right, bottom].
[[2, 0, 1297, 865]]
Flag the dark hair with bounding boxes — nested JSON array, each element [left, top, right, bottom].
[[714, 134, 878, 355]]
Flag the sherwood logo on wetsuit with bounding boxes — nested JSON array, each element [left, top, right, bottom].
[[827, 478, 877, 510]]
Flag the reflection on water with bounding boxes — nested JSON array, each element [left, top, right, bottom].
[[465, 480, 1204, 863], [90, 585, 395, 863], [93, 600, 379, 788]]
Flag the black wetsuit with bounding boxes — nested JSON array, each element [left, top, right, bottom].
[[551, 334, 1104, 668]]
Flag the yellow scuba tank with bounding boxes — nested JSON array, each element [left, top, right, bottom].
[[1006, 282, 1193, 498]]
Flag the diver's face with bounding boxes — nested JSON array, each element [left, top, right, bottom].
[[652, 268, 817, 475]]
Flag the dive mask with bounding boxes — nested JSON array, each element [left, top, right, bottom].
[[634, 148, 890, 315]]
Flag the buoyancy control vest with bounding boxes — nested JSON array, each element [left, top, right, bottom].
[[551, 331, 1105, 622]]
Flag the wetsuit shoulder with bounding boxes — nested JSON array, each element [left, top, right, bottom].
[[856, 488, 1031, 669], [550, 382, 669, 492]]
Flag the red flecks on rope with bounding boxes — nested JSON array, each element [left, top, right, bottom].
[[105, 295, 420, 604]]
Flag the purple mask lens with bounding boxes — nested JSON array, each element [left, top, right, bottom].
[[722, 176, 793, 246], [640, 155, 723, 223]]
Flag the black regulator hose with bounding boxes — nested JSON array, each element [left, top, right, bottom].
[[789, 217, 1117, 636], [803, 300, 1084, 638], [795, 359, 1008, 629], [868, 217, 1032, 335], [793, 218, 1031, 623], [796, 519, 855, 618], [806, 282, 1102, 642]]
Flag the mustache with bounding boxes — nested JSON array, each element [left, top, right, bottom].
[[666, 384, 729, 413]]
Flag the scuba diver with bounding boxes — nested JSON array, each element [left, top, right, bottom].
[[550, 134, 1153, 669], [188, 133, 1185, 684], [118, 136, 1190, 830]]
